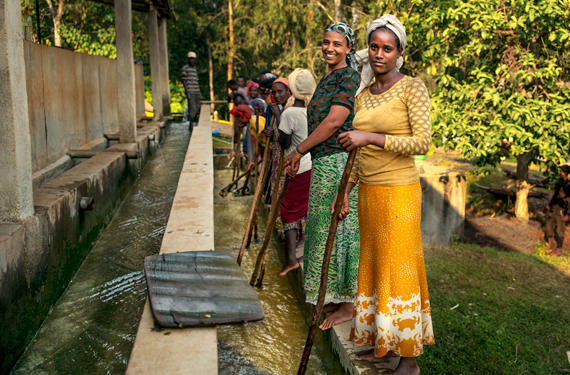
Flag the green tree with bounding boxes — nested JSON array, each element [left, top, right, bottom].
[[398, 0, 570, 220]]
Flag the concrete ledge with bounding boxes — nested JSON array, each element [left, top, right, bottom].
[[31, 155, 74, 190], [127, 105, 217, 375]]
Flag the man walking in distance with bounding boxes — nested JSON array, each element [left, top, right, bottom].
[[544, 165, 570, 255], [182, 51, 201, 131]]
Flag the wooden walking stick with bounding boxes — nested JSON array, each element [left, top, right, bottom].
[[237, 117, 275, 266], [297, 149, 357, 375], [250, 149, 286, 287], [252, 114, 260, 190]]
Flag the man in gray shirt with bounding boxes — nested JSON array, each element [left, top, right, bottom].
[[181, 51, 202, 128]]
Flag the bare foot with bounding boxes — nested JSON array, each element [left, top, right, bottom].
[[386, 350, 400, 357], [278, 262, 299, 276], [393, 357, 419, 375], [354, 349, 374, 361], [319, 302, 353, 330], [321, 303, 340, 314]]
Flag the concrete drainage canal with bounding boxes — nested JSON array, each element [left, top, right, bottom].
[[12, 123, 339, 375]]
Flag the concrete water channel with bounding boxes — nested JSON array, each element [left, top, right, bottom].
[[12, 122, 191, 374], [11, 113, 335, 374]]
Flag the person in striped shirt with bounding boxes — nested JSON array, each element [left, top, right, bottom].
[[181, 51, 202, 127]]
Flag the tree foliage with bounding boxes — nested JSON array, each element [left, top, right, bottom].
[[19, 0, 570, 215]]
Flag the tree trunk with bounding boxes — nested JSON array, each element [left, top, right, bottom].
[[514, 151, 533, 220], [334, 0, 341, 22], [228, 0, 234, 121], [307, 0, 314, 73], [207, 37, 215, 114], [46, 0, 65, 46]]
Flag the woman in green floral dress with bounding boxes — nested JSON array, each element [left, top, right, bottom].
[[284, 22, 361, 330]]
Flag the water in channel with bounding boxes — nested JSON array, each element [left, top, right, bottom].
[[214, 169, 327, 375], [13, 123, 191, 374]]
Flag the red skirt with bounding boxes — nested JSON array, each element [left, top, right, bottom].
[[280, 170, 311, 225]]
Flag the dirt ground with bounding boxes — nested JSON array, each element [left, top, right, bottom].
[[429, 150, 570, 255]]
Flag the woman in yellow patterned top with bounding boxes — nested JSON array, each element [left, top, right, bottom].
[[337, 15, 434, 375]]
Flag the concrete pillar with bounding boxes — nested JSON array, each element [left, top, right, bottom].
[[114, 0, 137, 143], [0, 0, 34, 222], [158, 17, 171, 116], [148, 7, 163, 120]]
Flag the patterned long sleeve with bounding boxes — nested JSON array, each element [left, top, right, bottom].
[[348, 94, 362, 184], [384, 78, 431, 155]]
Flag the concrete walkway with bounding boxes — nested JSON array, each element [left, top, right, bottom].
[[126, 105, 217, 374]]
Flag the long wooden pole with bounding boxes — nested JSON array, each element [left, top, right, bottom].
[[250, 150, 285, 287], [252, 114, 260, 190], [237, 118, 275, 265], [297, 149, 357, 375]]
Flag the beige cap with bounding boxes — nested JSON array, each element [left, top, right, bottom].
[[187, 51, 196, 58]]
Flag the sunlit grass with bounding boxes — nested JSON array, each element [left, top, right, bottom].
[[421, 242, 570, 374]]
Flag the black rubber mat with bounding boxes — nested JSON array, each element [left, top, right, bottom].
[[144, 251, 264, 327]]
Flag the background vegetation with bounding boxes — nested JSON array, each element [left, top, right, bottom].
[[20, 0, 570, 217]]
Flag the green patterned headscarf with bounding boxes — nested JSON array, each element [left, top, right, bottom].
[[324, 22, 358, 71]]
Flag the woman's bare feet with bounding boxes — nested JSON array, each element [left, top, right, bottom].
[[354, 349, 399, 361], [321, 303, 339, 314], [393, 357, 419, 375], [319, 302, 353, 330], [278, 262, 299, 276], [354, 349, 375, 361]]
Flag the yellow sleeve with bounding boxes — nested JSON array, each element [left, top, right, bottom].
[[249, 116, 267, 145], [347, 94, 363, 184], [384, 78, 432, 155]]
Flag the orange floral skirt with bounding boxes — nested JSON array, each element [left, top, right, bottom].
[[350, 182, 435, 357]]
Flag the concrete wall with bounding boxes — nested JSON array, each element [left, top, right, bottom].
[[0, 122, 166, 375], [23, 42, 145, 174]]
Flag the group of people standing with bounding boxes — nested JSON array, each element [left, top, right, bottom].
[[223, 14, 435, 375]]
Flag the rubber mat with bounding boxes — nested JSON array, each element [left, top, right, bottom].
[[144, 251, 264, 327]]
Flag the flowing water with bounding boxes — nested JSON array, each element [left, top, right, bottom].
[[214, 169, 327, 375], [12, 123, 191, 374]]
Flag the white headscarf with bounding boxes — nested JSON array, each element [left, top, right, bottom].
[[356, 14, 407, 96], [285, 68, 317, 110]]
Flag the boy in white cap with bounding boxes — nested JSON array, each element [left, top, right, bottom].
[[181, 51, 202, 129]]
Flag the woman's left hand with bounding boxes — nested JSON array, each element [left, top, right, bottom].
[[338, 131, 370, 151]]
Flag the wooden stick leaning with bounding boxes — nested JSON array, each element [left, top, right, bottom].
[[236, 117, 275, 266], [297, 149, 357, 375], [250, 149, 286, 287], [232, 118, 242, 180], [246, 115, 265, 247], [252, 114, 260, 191]]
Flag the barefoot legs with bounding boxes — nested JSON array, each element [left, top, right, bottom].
[[319, 302, 353, 330], [393, 357, 420, 375], [279, 228, 300, 276]]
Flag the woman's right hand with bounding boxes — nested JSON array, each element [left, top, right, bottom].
[[284, 152, 301, 179], [264, 127, 274, 139], [331, 192, 350, 221]]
